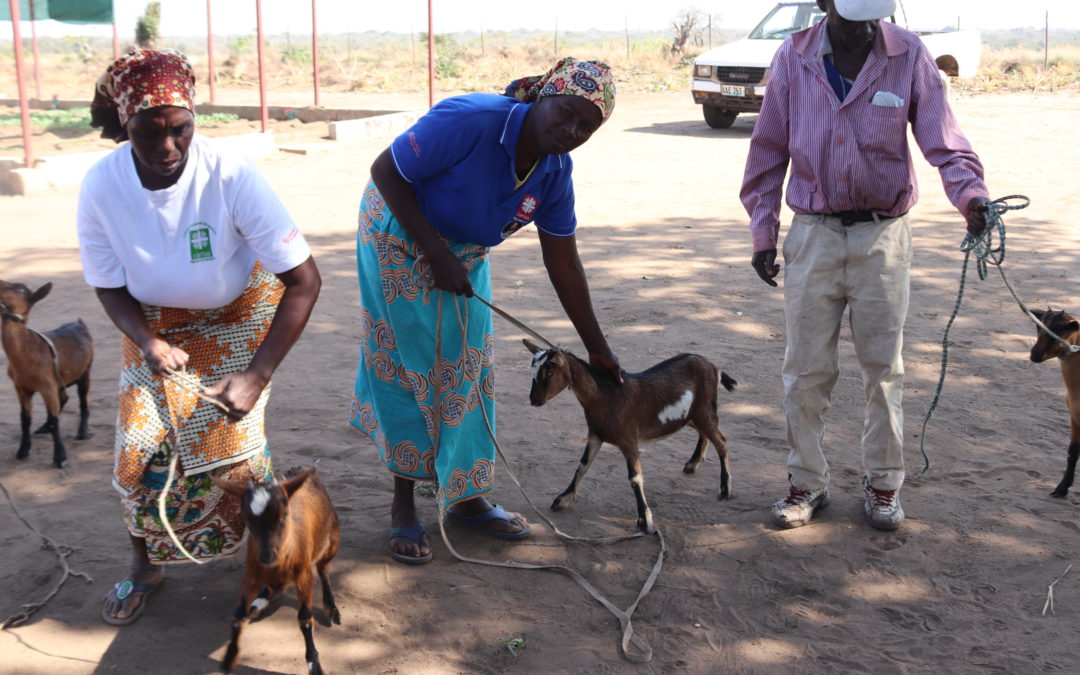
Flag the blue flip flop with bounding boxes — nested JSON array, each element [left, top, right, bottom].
[[446, 504, 532, 540], [389, 524, 433, 565], [101, 578, 163, 626]]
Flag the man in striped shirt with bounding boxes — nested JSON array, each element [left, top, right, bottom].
[[740, 0, 991, 531]]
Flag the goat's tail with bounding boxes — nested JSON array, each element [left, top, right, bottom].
[[719, 371, 737, 392]]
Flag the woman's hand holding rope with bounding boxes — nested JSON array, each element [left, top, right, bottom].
[[427, 248, 474, 297], [203, 370, 266, 419], [141, 337, 189, 374]]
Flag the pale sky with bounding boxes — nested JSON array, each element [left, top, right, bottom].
[[8, 0, 1080, 39]]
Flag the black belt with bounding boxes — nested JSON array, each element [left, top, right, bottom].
[[824, 210, 907, 226]]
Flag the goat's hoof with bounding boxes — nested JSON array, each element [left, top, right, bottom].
[[682, 464, 697, 474], [309, 661, 326, 675], [550, 496, 571, 511], [15, 452, 30, 461], [329, 607, 341, 625], [75, 431, 90, 441], [718, 488, 734, 501], [53, 458, 68, 469], [1050, 488, 1069, 498]]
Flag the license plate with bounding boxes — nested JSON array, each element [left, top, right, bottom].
[[720, 84, 746, 97]]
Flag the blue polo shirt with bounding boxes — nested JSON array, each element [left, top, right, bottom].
[[389, 93, 577, 247]]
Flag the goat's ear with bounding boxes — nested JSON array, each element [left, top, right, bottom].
[[1031, 308, 1046, 320], [523, 339, 542, 354], [29, 282, 52, 305], [210, 474, 247, 498], [280, 467, 314, 497]]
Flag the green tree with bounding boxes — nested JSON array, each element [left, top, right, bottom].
[[135, 2, 161, 48]]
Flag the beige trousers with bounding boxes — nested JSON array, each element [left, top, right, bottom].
[[781, 213, 911, 492]]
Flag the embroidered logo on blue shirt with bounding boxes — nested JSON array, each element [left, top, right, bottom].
[[502, 194, 540, 239]]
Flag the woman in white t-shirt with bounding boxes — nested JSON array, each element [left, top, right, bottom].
[[76, 49, 321, 626]]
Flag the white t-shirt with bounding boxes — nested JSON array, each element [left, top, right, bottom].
[[77, 135, 311, 310]]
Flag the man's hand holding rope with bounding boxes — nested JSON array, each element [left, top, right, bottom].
[[965, 196, 992, 237]]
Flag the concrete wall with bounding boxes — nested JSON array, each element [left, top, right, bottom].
[[0, 99, 400, 124]]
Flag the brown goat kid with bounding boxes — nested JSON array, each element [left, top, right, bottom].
[[1029, 308, 1080, 498], [524, 339, 736, 533], [0, 280, 93, 468], [213, 467, 341, 675]]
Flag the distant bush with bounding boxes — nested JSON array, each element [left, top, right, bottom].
[[135, 2, 161, 49], [954, 44, 1080, 93]]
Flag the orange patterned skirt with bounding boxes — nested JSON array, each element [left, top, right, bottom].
[[113, 266, 282, 563]]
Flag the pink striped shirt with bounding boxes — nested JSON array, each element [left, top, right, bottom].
[[741, 20, 988, 252]]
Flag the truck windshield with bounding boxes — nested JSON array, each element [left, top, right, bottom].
[[748, 3, 826, 40]]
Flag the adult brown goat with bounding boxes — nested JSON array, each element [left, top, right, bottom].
[[524, 339, 736, 533], [213, 467, 341, 675], [1029, 308, 1080, 498], [0, 279, 93, 469]]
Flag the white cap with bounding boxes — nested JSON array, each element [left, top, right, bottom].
[[834, 0, 896, 21]]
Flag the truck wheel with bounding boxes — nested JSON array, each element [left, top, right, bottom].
[[703, 106, 737, 129]]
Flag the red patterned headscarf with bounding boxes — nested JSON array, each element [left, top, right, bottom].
[[504, 57, 615, 123], [91, 49, 196, 127]]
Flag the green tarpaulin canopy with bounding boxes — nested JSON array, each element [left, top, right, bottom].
[[1, 0, 114, 24]]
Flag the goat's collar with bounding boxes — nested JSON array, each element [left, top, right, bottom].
[[0, 303, 25, 323]]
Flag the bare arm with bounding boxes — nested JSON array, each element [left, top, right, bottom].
[[370, 148, 472, 296], [204, 256, 321, 417], [538, 231, 622, 382], [95, 286, 190, 373]]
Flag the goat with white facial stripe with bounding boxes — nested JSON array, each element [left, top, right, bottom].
[[524, 339, 736, 533], [213, 467, 341, 675]]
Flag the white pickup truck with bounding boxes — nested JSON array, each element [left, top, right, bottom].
[[690, 0, 981, 128]]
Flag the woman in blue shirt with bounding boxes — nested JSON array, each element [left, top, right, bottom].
[[349, 57, 621, 564]]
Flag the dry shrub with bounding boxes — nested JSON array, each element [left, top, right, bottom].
[[956, 45, 1080, 93]]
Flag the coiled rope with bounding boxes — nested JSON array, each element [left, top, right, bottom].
[[918, 195, 1079, 472]]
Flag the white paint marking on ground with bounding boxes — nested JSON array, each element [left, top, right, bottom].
[[658, 389, 694, 424], [249, 487, 271, 516]]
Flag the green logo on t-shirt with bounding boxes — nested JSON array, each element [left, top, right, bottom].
[[188, 223, 214, 262]]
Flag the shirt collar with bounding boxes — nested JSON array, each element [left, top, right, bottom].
[[819, 25, 834, 59], [796, 17, 908, 60], [499, 100, 564, 173]]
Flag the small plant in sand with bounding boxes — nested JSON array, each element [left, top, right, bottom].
[[497, 636, 525, 657]]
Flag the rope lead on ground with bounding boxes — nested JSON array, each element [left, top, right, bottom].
[[917, 195, 1077, 473]]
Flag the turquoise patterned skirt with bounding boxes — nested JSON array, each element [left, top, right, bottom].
[[349, 181, 497, 508]]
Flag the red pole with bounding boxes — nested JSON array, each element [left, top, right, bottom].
[[112, 21, 119, 59], [311, 0, 320, 107], [206, 0, 216, 104], [29, 0, 41, 99], [255, 0, 268, 133], [9, 0, 34, 169], [427, 0, 434, 108]]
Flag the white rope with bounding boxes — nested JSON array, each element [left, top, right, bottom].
[[430, 290, 663, 662]]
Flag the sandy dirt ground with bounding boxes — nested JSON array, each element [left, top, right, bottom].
[[1, 88, 1079, 674]]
